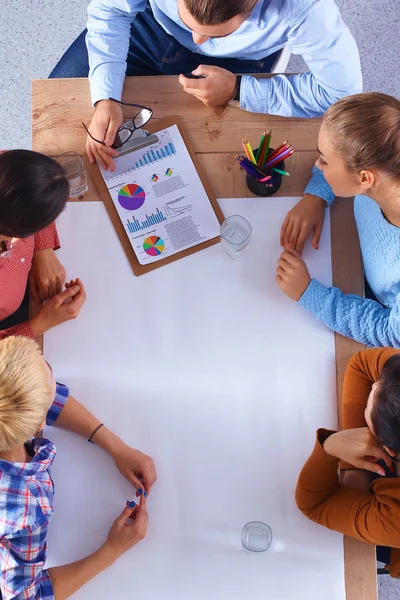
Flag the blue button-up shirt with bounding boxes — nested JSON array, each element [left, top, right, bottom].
[[86, 0, 362, 117], [0, 384, 69, 600]]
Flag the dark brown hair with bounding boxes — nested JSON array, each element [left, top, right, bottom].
[[372, 354, 400, 453], [0, 150, 68, 238], [183, 0, 259, 25], [323, 92, 400, 180]]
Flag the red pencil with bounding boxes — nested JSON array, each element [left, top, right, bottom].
[[268, 140, 289, 161], [264, 149, 294, 169]]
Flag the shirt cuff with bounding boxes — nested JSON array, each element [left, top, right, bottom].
[[34, 222, 60, 252], [240, 76, 269, 114], [0, 321, 35, 341], [46, 383, 69, 426], [298, 278, 329, 312], [89, 65, 125, 106]]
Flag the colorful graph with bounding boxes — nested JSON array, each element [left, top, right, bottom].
[[165, 168, 173, 177], [151, 174, 159, 182], [118, 184, 146, 210], [126, 208, 167, 233], [143, 236, 165, 257]]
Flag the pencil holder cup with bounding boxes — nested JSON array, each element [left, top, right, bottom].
[[245, 148, 284, 197]]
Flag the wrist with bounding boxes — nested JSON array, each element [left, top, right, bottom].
[[304, 193, 327, 208], [30, 314, 50, 337], [231, 75, 242, 102], [92, 425, 125, 458], [98, 542, 121, 565]]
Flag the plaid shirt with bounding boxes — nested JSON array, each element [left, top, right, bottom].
[[0, 383, 69, 600]]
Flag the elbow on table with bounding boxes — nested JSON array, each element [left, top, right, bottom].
[[294, 485, 320, 522]]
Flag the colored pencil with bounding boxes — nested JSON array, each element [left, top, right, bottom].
[[261, 130, 272, 168], [245, 140, 257, 164], [264, 149, 294, 169], [267, 140, 289, 161], [242, 139, 252, 162], [257, 131, 266, 166], [272, 167, 290, 176]]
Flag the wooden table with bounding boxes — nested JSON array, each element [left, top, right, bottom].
[[32, 76, 377, 600]]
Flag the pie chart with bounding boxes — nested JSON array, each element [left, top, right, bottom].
[[118, 184, 146, 210], [143, 236, 165, 257]]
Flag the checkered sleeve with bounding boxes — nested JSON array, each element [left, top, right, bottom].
[[46, 383, 69, 426], [34, 223, 60, 252], [0, 540, 54, 600], [0, 322, 35, 340]]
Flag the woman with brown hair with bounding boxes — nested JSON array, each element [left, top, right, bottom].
[[276, 92, 400, 347], [296, 347, 400, 577]]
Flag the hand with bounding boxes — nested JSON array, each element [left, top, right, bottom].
[[178, 66, 236, 108], [341, 469, 372, 492], [105, 496, 148, 560], [275, 248, 311, 301], [86, 100, 122, 171], [280, 194, 326, 254], [324, 428, 393, 476], [30, 278, 86, 336], [113, 443, 157, 497], [30, 249, 66, 302]]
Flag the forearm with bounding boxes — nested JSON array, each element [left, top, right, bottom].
[[55, 395, 124, 457], [49, 544, 117, 600], [304, 166, 335, 207], [34, 223, 60, 251], [299, 279, 400, 347], [86, 0, 139, 104]]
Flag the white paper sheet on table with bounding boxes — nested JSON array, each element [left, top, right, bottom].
[[44, 198, 345, 600]]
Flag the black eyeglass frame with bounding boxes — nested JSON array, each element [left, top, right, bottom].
[[82, 97, 153, 149]]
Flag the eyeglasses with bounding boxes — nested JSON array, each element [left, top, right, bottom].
[[82, 98, 153, 149]]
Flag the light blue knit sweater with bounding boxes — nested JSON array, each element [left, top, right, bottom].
[[299, 166, 400, 348]]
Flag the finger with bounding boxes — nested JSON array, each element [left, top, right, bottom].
[[181, 85, 207, 99], [47, 279, 57, 300], [280, 251, 295, 266], [367, 447, 393, 469], [284, 248, 303, 263], [58, 269, 67, 291], [38, 283, 51, 302], [312, 220, 324, 250], [91, 144, 108, 170], [30, 279, 41, 305], [137, 495, 147, 515], [283, 221, 294, 249], [275, 274, 284, 285], [356, 459, 386, 477], [276, 266, 286, 278], [277, 257, 291, 271], [280, 215, 290, 247], [192, 65, 209, 77], [296, 226, 311, 255], [86, 137, 95, 164], [56, 285, 80, 305], [117, 503, 137, 527], [104, 120, 120, 148], [179, 76, 203, 91], [288, 223, 302, 252]]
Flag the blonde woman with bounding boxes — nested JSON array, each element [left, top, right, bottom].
[[276, 92, 400, 347]]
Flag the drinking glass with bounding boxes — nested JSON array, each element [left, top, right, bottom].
[[220, 215, 252, 260], [57, 151, 88, 198]]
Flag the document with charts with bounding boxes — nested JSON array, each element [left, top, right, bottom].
[[99, 125, 221, 265]]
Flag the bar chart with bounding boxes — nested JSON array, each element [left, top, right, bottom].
[[133, 141, 176, 170], [126, 208, 167, 233]]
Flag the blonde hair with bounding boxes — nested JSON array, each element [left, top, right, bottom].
[[323, 92, 400, 178], [0, 337, 50, 452]]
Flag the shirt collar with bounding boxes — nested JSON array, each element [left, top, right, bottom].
[[0, 439, 56, 477]]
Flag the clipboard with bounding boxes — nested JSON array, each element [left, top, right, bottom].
[[88, 116, 224, 276]]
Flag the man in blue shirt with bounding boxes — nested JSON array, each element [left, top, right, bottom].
[[51, 0, 362, 171]]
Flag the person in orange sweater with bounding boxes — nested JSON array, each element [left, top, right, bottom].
[[296, 348, 400, 577], [0, 150, 85, 340]]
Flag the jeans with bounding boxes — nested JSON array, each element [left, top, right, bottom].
[[371, 460, 396, 567], [49, 7, 279, 79]]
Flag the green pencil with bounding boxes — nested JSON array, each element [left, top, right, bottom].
[[272, 167, 290, 176], [261, 130, 272, 168], [257, 131, 266, 167]]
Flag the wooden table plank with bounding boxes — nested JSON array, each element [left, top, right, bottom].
[[32, 76, 376, 600], [32, 78, 321, 154]]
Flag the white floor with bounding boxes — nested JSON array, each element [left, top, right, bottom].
[[1, 1, 400, 598]]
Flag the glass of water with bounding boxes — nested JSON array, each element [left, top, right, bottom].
[[220, 215, 252, 260], [241, 521, 272, 552], [57, 151, 88, 198]]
